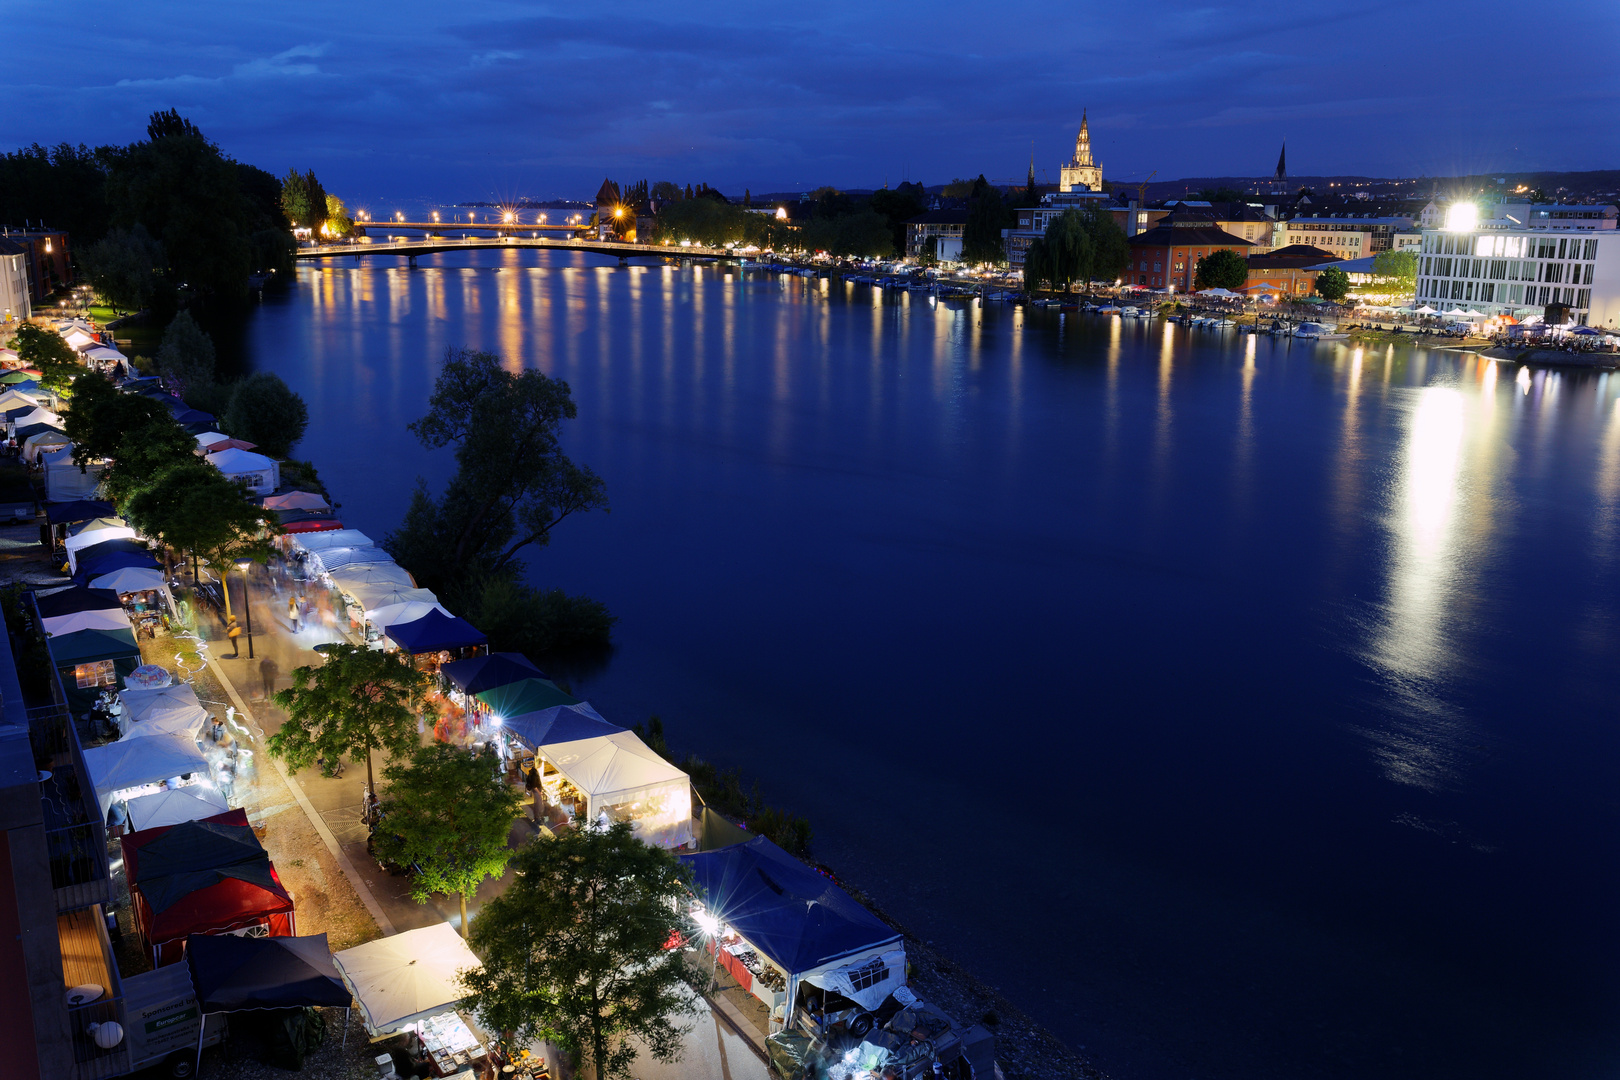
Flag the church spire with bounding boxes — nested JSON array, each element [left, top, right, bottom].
[[1275, 139, 1287, 183], [1028, 142, 1036, 195]]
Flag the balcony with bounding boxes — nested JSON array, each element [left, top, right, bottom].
[[58, 906, 130, 1080], [31, 702, 113, 912]]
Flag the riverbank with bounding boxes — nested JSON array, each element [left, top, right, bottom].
[[1479, 345, 1620, 368]]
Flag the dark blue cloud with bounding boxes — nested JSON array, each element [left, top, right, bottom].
[[5, 0, 1618, 204]]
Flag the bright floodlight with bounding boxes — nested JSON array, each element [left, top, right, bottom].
[[1444, 203, 1478, 232], [693, 910, 720, 936]]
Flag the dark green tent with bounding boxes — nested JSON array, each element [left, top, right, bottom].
[[47, 627, 141, 712], [474, 677, 578, 718]]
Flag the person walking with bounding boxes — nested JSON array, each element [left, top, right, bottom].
[[226, 615, 242, 658], [288, 596, 300, 633], [259, 656, 279, 700]]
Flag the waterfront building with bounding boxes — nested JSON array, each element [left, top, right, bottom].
[[1164, 200, 1276, 252], [1058, 111, 1103, 193], [1243, 244, 1339, 298], [907, 209, 968, 261], [1273, 216, 1414, 259], [0, 238, 30, 323], [0, 229, 71, 303], [1126, 215, 1254, 291], [1414, 225, 1620, 326], [1002, 191, 1148, 271]]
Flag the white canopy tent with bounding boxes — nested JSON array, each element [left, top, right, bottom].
[[292, 529, 374, 553], [194, 431, 232, 451], [44, 446, 106, 502], [22, 428, 70, 463], [333, 923, 484, 1037], [360, 589, 440, 621], [264, 490, 329, 511], [84, 345, 126, 365], [41, 607, 132, 637], [83, 733, 212, 820], [326, 562, 414, 596], [541, 730, 693, 848], [9, 406, 62, 430], [90, 565, 168, 595], [312, 546, 392, 574], [69, 516, 126, 537], [364, 600, 449, 629], [62, 328, 98, 351], [64, 525, 138, 573], [124, 785, 230, 832], [0, 389, 43, 412], [117, 684, 210, 739], [206, 447, 280, 494]]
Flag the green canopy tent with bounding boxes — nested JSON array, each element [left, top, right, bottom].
[[46, 626, 143, 713], [473, 677, 578, 720]]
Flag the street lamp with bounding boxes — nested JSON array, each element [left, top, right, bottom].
[[234, 559, 255, 659]]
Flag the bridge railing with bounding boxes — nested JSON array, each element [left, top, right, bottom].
[[297, 236, 733, 258]]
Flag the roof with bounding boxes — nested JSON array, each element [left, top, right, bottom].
[[1129, 224, 1254, 248], [381, 608, 488, 653], [33, 586, 122, 619], [1284, 216, 1413, 226], [187, 933, 352, 1012], [441, 651, 545, 694], [1308, 254, 1379, 273], [475, 677, 579, 718], [681, 836, 902, 974], [504, 703, 622, 750], [1247, 245, 1338, 268], [206, 447, 276, 473], [46, 626, 141, 665], [596, 178, 621, 205], [906, 209, 970, 225]]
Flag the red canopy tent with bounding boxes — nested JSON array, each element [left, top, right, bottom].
[[120, 809, 296, 967]]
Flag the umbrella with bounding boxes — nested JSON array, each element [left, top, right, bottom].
[[90, 565, 167, 594], [1571, 326, 1601, 336], [125, 664, 173, 689], [326, 562, 414, 591], [365, 600, 450, 629], [333, 923, 482, 1036], [200, 438, 257, 453]]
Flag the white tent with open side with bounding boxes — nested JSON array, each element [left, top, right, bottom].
[[83, 733, 212, 820], [22, 428, 70, 463], [540, 730, 693, 848], [64, 525, 138, 573], [333, 922, 484, 1037], [90, 565, 168, 595], [43, 446, 106, 502], [326, 562, 414, 596], [41, 607, 132, 637], [206, 447, 280, 494], [117, 683, 210, 739], [124, 784, 230, 832]]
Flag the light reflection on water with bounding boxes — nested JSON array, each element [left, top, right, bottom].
[[239, 252, 1620, 1080]]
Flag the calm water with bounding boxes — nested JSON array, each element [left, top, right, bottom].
[[235, 251, 1620, 1079]]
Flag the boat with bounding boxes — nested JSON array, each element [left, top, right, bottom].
[[1121, 306, 1140, 318], [1294, 321, 1348, 340], [1097, 304, 1122, 315]]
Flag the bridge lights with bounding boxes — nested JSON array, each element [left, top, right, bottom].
[[504, 211, 514, 223]]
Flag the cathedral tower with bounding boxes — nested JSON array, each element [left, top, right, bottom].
[[1059, 110, 1103, 193]]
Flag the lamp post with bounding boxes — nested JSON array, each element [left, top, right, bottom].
[[235, 560, 255, 659]]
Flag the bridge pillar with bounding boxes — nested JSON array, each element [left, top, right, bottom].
[[619, 256, 629, 267], [409, 254, 417, 268]]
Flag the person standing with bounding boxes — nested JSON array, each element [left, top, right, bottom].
[[259, 656, 279, 700], [288, 596, 300, 633], [226, 615, 242, 658]]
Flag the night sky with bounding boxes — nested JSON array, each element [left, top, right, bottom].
[[7, 1, 1619, 203]]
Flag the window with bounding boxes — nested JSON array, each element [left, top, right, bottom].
[[74, 660, 115, 689], [1578, 288, 1591, 309], [845, 957, 892, 994], [1585, 264, 1595, 285], [1153, 262, 1162, 272], [1174, 261, 1185, 271], [1584, 238, 1598, 260]]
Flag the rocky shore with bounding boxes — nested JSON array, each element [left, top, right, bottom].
[[1479, 345, 1619, 368]]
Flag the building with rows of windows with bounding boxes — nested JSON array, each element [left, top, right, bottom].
[[1414, 223, 1620, 327]]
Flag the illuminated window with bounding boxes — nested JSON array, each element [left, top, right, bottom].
[[74, 660, 115, 689]]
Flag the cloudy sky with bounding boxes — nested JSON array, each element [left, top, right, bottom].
[[7, 0, 1618, 204]]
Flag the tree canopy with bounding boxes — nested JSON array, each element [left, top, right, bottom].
[[1022, 204, 1129, 293], [77, 224, 166, 312], [1372, 249, 1418, 285], [961, 176, 1012, 266], [222, 371, 309, 457], [386, 348, 608, 591], [268, 644, 428, 794], [1194, 248, 1248, 291], [124, 457, 273, 582], [10, 323, 81, 396], [1315, 265, 1352, 302], [371, 743, 524, 936], [462, 821, 698, 1080], [154, 310, 216, 400], [62, 371, 195, 503]]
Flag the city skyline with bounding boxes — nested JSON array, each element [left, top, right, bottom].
[[6, 0, 1618, 204]]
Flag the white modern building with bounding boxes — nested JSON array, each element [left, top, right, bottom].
[[0, 239, 29, 325], [1413, 203, 1620, 326]]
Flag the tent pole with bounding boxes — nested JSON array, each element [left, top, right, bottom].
[[194, 1010, 209, 1076], [343, 1006, 350, 1049]]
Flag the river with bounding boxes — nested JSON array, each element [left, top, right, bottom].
[[228, 249, 1620, 1079]]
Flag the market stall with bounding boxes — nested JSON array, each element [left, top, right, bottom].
[[381, 608, 487, 657], [44, 500, 116, 526], [290, 528, 374, 554], [186, 932, 351, 1011], [311, 546, 394, 574], [43, 446, 107, 503], [332, 923, 483, 1041], [126, 785, 232, 831], [535, 728, 692, 848], [117, 684, 210, 739], [205, 447, 280, 494], [46, 625, 143, 714], [122, 811, 296, 966], [83, 732, 213, 822], [441, 652, 545, 696], [65, 525, 138, 573], [682, 836, 905, 1029], [264, 490, 329, 513], [22, 428, 70, 462], [40, 604, 131, 637], [33, 585, 122, 623], [474, 678, 578, 720], [73, 549, 161, 588]]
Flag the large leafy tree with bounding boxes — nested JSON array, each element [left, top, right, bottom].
[[462, 822, 698, 1080], [10, 324, 81, 396], [1194, 248, 1248, 291], [868, 183, 928, 255], [385, 348, 607, 591], [269, 645, 428, 795], [1315, 265, 1352, 302], [1372, 249, 1418, 288], [0, 143, 110, 244], [78, 224, 166, 312], [371, 744, 524, 936], [154, 310, 216, 400], [222, 371, 308, 456], [62, 371, 195, 503], [124, 458, 273, 582], [961, 175, 1011, 266]]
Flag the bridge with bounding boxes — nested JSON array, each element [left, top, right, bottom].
[[296, 236, 739, 264]]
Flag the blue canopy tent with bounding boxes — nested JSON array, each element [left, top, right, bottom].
[[681, 836, 906, 1022], [381, 608, 488, 654], [503, 703, 623, 751], [46, 499, 116, 524], [34, 586, 122, 619], [73, 548, 161, 587], [186, 933, 352, 1011], [441, 651, 546, 695]]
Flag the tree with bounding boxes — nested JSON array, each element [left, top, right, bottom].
[[461, 822, 699, 1080], [124, 458, 273, 582], [62, 371, 195, 504], [385, 348, 608, 589], [323, 193, 354, 238], [371, 744, 524, 936], [650, 181, 683, 204], [78, 224, 165, 312], [10, 324, 80, 396], [961, 176, 1011, 266], [469, 577, 616, 655], [280, 169, 313, 228], [1197, 186, 1248, 202], [269, 645, 428, 795], [222, 371, 309, 456], [155, 310, 216, 400], [1193, 248, 1248, 291], [868, 184, 928, 256], [1372, 249, 1418, 287], [1315, 265, 1351, 302], [0, 143, 110, 247]]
